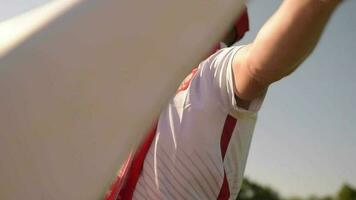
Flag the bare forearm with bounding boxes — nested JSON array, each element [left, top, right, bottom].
[[246, 0, 340, 85]]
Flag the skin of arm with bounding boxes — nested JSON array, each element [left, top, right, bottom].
[[232, 0, 342, 101]]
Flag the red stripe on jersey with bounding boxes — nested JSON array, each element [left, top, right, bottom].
[[218, 173, 230, 200], [220, 115, 237, 158], [217, 115, 237, 200]]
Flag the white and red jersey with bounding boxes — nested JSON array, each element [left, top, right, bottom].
[[106, 46, 265, 200]]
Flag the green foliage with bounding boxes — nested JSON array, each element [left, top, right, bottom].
[[287, 197, 303, 200], [237, 178, 280, 200], [306, 195, 333, 200], [236, 179, 356, 200], [336, 184, 356, 200]]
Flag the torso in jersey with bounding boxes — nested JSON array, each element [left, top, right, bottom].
[[130, 46, 265, 200]]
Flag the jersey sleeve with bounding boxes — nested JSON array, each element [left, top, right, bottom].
[[192, 46, 265, 113]]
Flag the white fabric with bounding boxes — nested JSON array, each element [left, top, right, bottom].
[[133, 46, 264, 200]]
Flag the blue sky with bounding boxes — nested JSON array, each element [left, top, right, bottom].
[[1, 0, 355, 198]]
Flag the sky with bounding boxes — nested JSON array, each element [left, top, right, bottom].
[[0, 0, 355, 198], [237, 0, 356, 198]]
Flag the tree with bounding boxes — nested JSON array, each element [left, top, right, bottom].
[[336, 184, 356, 200], [287, 197, 303, 200], [236, 179, 356, 200], [237, 178, 280, 200], [306, 195, 333, 200]]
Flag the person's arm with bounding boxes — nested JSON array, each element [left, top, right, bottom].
[[233, 0, 342, 101]]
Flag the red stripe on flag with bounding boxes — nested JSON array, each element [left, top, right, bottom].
[[104, 122, 158, 200], [117, 123, 158, 200], [235, 8, 249, 41], [104, 153, 133, 200]]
